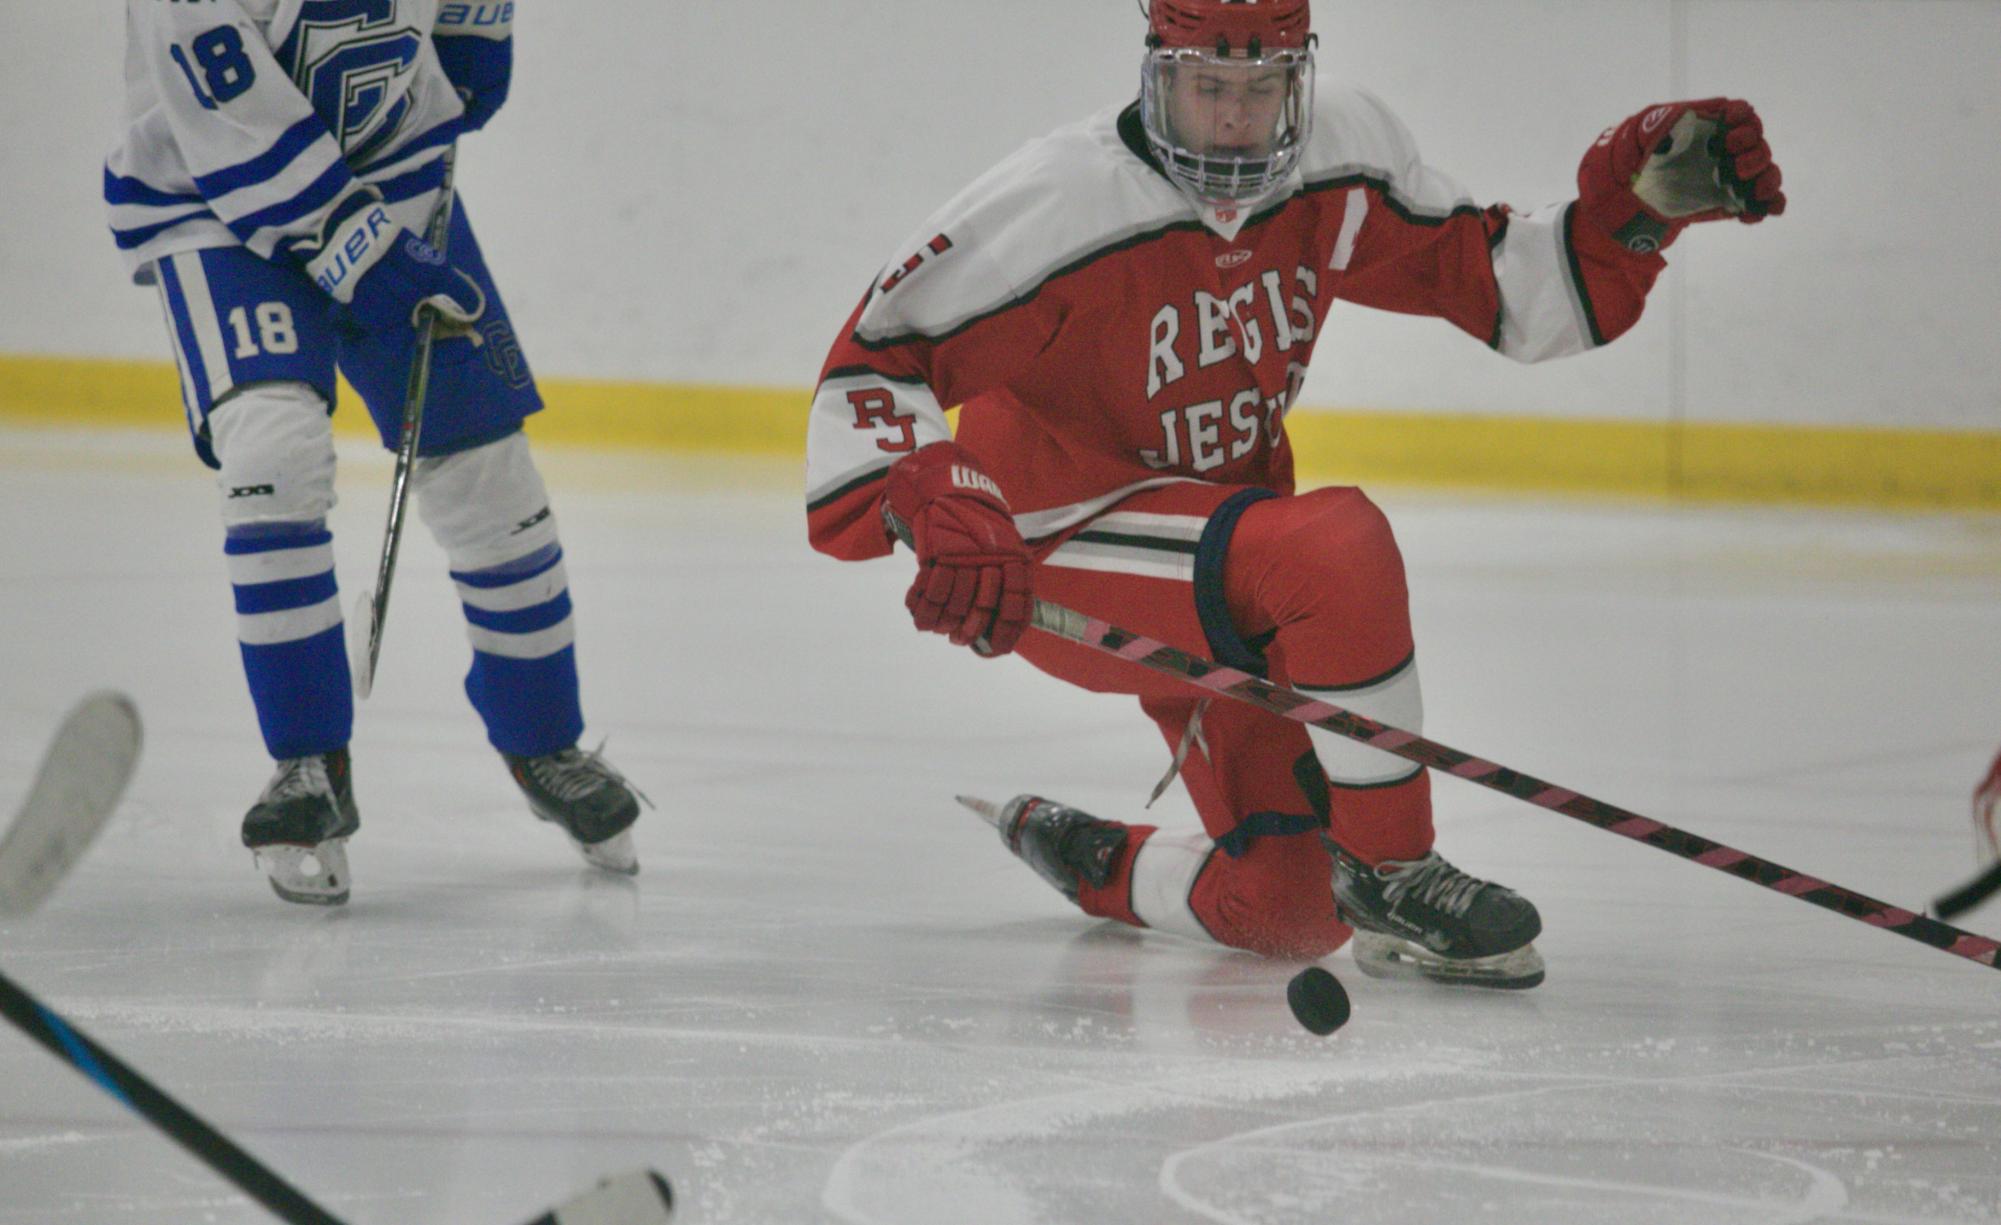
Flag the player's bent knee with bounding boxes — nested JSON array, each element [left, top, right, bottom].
[[208, 382, 337, 528], [1235, 486, 1405, 599], [1197, 833, 1350, 959], [412, 431, 558, 568], [1289, 487, 1398, 567]]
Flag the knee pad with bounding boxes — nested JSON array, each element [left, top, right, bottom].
[[412, 432, 558, 569], [208, 383, 336, 529]]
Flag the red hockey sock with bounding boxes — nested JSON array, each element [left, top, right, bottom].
[[1075, 823, 1155, 927]]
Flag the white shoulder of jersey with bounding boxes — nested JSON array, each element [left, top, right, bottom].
[[1305, 85, 1599, 362], [851, 104, 1190, 348], [1296, 83, 1478, 221], [107, 0, 464, 282]]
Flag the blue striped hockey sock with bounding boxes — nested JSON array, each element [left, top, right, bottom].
[[451, 541, 584, 758], [224, 520, 351, 760]]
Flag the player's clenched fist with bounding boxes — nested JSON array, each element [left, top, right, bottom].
[[881, 442, 1033, 656], [1579, 98, 1785, 254]]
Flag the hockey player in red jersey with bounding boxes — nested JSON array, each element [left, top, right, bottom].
[[805, 0, 1784, 988]]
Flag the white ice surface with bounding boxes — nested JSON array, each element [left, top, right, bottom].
[[1, 426, 1998, 1225]]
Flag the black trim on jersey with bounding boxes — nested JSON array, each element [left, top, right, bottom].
[[852, 214, 1212, 352], [1305, 174, 1484, 232], [856, 110, 1486, 354], [1297, 650, 1417, 695], [805, 465, 889, 513], [1560, 202, 1610, 348], [1118, 101, 1484, 235], [1070, 529, 1200, 555], [817, 364, 932, 389]]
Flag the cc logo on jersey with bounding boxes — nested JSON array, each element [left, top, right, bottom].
[[277, 0, 423, 160]]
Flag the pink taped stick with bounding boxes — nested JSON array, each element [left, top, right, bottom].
[[1027, 598, 2001, 974]]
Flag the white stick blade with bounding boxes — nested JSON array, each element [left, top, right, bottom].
[[349, 590, 377, 700], [0, 692, 142, 917], [523, 1169, 673, 1225], [954, 795, 1005, 830]]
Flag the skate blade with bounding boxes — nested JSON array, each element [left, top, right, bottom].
[[570, 829, 638, 876], [954, 795, 1006, 830], [253, 838, 351, 906], [1350, 931, 1545, 990]]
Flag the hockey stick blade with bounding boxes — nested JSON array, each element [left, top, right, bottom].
[[955, 795, 1007, 831], [349, 588, 379, 700], [1, 694, 671, 1225], [1932, 860, 2001, 921], [0, 691, 142, 918], [1027, 598, 2001, 974], [518, 1169, 674, 1225]]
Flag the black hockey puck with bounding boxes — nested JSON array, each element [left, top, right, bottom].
[[1286, 965, 1350, 1035]]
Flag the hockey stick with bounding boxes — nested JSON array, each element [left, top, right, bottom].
[[0, 705, 675, 1222], [0, 973, 348, 1225], [1932, 861, 2001, 921], [1932, 755, 2001, 919], [351, 145, 460, 701], [0, 977, 674, 1225], [1026, 598, 2001, 974], [0, 692, 141, 918]]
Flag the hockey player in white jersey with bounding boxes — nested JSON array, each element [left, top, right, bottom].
[[107, 1, 647, 903], [806, 0, 1784, 986]]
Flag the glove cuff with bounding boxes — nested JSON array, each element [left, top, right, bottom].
[[433, 2, 514, 40], [301, 194, 406, 304], [882, 441, 1011, 549], [1591, 189, 1682, 255]]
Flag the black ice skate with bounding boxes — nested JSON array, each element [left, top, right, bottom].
[[1326, 838, 1545, 989], [956, 794, 1127, 902], [505, 744, 645, 875], [241, 748, 359, 906]]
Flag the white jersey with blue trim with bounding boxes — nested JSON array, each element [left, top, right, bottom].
[[106, 0, 510, 284]]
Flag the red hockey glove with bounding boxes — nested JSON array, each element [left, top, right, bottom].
[[1579, 98, 1785, 254], [881, 441, 1033, 656]]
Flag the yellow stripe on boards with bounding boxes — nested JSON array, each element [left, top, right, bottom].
[[2, 353, 1996, 510], [1286, 411, 2001, 510]]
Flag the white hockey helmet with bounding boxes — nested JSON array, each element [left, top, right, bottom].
[[1139, 0, 1316, 209]]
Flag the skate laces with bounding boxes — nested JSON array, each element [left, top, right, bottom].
[[525, 741, 652, 809], [1376, 852, 1490, 918], [1146, 699, 1210, 809]]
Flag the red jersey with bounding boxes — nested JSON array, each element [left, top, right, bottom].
[[807, 87, 1662, 561]]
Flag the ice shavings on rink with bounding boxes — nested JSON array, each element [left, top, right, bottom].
[[2, 426, 1999, 1223]]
